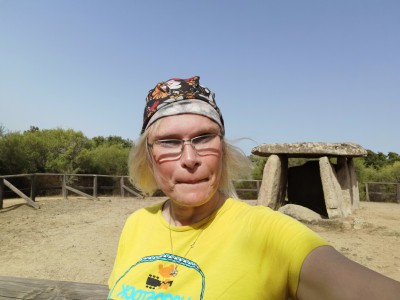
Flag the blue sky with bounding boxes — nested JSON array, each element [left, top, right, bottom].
[[1, 0, 399, 155]]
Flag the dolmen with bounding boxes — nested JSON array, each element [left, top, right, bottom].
[[252, 142, 367, 220]]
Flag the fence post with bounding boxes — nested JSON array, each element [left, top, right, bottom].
[[62, 174, 67, 199], [397, 183, 400, 204], [0, 178, 4, 209], [30, 174, 37, 202], [93, 175, 98, 199], [365, 182, 370, 202], [120, 177, 125, 198]]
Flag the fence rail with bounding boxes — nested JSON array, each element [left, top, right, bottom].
[[0, 173, 143, 209], [0, 173, 261, 209], [365, 181, 400, 203]]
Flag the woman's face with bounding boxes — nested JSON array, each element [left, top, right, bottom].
[[148, 114, 223, 207]]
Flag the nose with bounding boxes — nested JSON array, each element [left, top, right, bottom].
[[180, 142, 200, 169]]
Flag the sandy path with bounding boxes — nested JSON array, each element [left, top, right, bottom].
[[0, 197, 399, 285]]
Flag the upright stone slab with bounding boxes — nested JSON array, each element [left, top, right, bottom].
[[319, 156, 350, 218], [348, 158, 360, 209], [257, 155, 287, 209], [336, 157, 353, 215]]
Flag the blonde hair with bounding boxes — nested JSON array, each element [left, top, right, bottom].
[[128, 125, 252, 198]]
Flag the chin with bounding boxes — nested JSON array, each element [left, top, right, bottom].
[[169, 189, 215, 207], [174, 195, 210, 207]]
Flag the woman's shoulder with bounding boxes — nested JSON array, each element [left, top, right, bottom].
[[226, 198, 276, 216], [225, 198, 300, 225], [225, 198, 326, 247], [124, 200, 165, 224]]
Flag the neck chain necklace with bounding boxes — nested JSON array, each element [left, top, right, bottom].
[[167, 197, 220, 277]]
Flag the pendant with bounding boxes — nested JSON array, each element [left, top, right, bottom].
[[170, 268, 178, 277]]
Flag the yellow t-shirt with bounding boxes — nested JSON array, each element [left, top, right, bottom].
[[108, 198, 327, 300]]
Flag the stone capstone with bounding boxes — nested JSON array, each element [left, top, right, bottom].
[[252, 142, 367, 158]]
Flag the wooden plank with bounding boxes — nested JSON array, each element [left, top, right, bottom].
[[3, 179, 39, 209], [65, 186, 97, 200], [0, 276, 108, 300], [122, 184, 143, 198]]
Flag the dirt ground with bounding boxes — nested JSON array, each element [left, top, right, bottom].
[[0, 196, 399, 285]]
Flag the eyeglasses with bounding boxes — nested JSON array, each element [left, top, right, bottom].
[[148, 133, 222, 162]]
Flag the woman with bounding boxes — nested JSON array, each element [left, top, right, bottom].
[[108, 76, 400, 299]]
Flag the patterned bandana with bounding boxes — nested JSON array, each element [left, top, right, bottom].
[[141, 76, 225, 135]]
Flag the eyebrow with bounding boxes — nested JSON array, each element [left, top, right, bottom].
[[152, 127, 220, 141]]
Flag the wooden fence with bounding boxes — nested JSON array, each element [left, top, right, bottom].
[[0, 173, 142, 209], [0, 173, 261, 209], [365, 181, 400, 203]]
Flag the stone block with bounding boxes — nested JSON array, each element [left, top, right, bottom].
[[257, 155, 287, 209], [348, 158, 360, 209], [336, 157, 353, 214], [279, 204, 323, 222], [319, 157, 349, 218]]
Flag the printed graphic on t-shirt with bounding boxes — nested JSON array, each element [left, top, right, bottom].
[[108, 253, 205, 300]]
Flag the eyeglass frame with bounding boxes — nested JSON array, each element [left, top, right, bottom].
[[147, 133, 223, 159]]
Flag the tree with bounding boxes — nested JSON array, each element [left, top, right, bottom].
[[387, 152, 400, 165], [92, 135, 132, 148], [378, 161, 400, 183], [0, 124, 7, 138], [363, 150, 388, 169], [43, 129, 90, 173], [25, 126, 39, 133], [77, 144, 129, 175], [249, 155, 268, 180], [22, 129, 49, 172], [0, 132, 31, 174]]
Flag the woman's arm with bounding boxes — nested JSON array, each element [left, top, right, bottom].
[[297, 245, 400, 300]]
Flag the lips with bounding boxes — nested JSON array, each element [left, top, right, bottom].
[[176, 178, 208, 184]]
